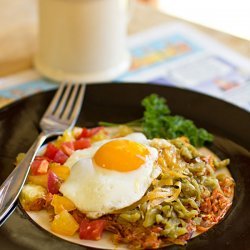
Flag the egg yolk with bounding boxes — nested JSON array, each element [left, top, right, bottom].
[[93, 140, 150, 172]]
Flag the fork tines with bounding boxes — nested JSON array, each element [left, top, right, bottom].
[[45, 83, 85, 123]]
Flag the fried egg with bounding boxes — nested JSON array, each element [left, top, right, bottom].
[[60, 133, 160, 218]]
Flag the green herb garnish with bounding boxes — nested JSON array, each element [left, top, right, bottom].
[[100, 94, 213, 147]]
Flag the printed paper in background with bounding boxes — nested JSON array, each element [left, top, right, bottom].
[[0, 23, 249, 111]]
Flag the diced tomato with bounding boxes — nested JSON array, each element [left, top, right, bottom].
[[44, 143, 59, 160], [61, 141, 75, 156], [78, 127, 104, 139], [74, 138, 91, 150], [53, 150, 68, 164], [30, 159, 49, 175], [79, 128, 89, 138], [44, 143, 68, 164], [48, 170, 60, 194], [79, 219, 106, 241], [35, 156, 53, 162]]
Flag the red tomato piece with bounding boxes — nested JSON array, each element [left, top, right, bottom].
[[53, 150, 68, 164], [30, 159, 49, 175], [47, 170, 60, 194], [44, 143, 59, 160], [61, 141, 75, 156], [74, 138, 91, 150], [78, 128, 89, 138], [78, 127, 104, 139], [79, 219, 106, 241], [35, 156, 53, 162]]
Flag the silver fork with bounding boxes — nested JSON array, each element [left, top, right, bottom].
[[0, 83, 85, 226]]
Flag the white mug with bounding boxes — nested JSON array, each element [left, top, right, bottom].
[[34, 0, 131, 82]]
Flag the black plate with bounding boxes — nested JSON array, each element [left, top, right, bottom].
[[0, 83, 249, 250]]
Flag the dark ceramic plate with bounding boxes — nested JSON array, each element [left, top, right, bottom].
[[0, 83, 249, 250]]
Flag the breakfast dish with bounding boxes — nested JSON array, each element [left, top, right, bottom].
[[19, 94, 235, 249], [1, 83, 249, 250], [19, 127, 234, 249]]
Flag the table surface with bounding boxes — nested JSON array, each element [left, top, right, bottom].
[[0, 0, 249, 77], [0, 0, 249, 78]]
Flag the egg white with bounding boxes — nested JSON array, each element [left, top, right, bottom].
[[60, 133, 160, 218]]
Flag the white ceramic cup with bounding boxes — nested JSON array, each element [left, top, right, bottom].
[[34, 0, 131, 82]]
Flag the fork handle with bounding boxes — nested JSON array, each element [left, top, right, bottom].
[[0, 132, 48, 225]]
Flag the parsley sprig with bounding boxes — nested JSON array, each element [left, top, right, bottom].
[[100, 94, 213, 147]]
